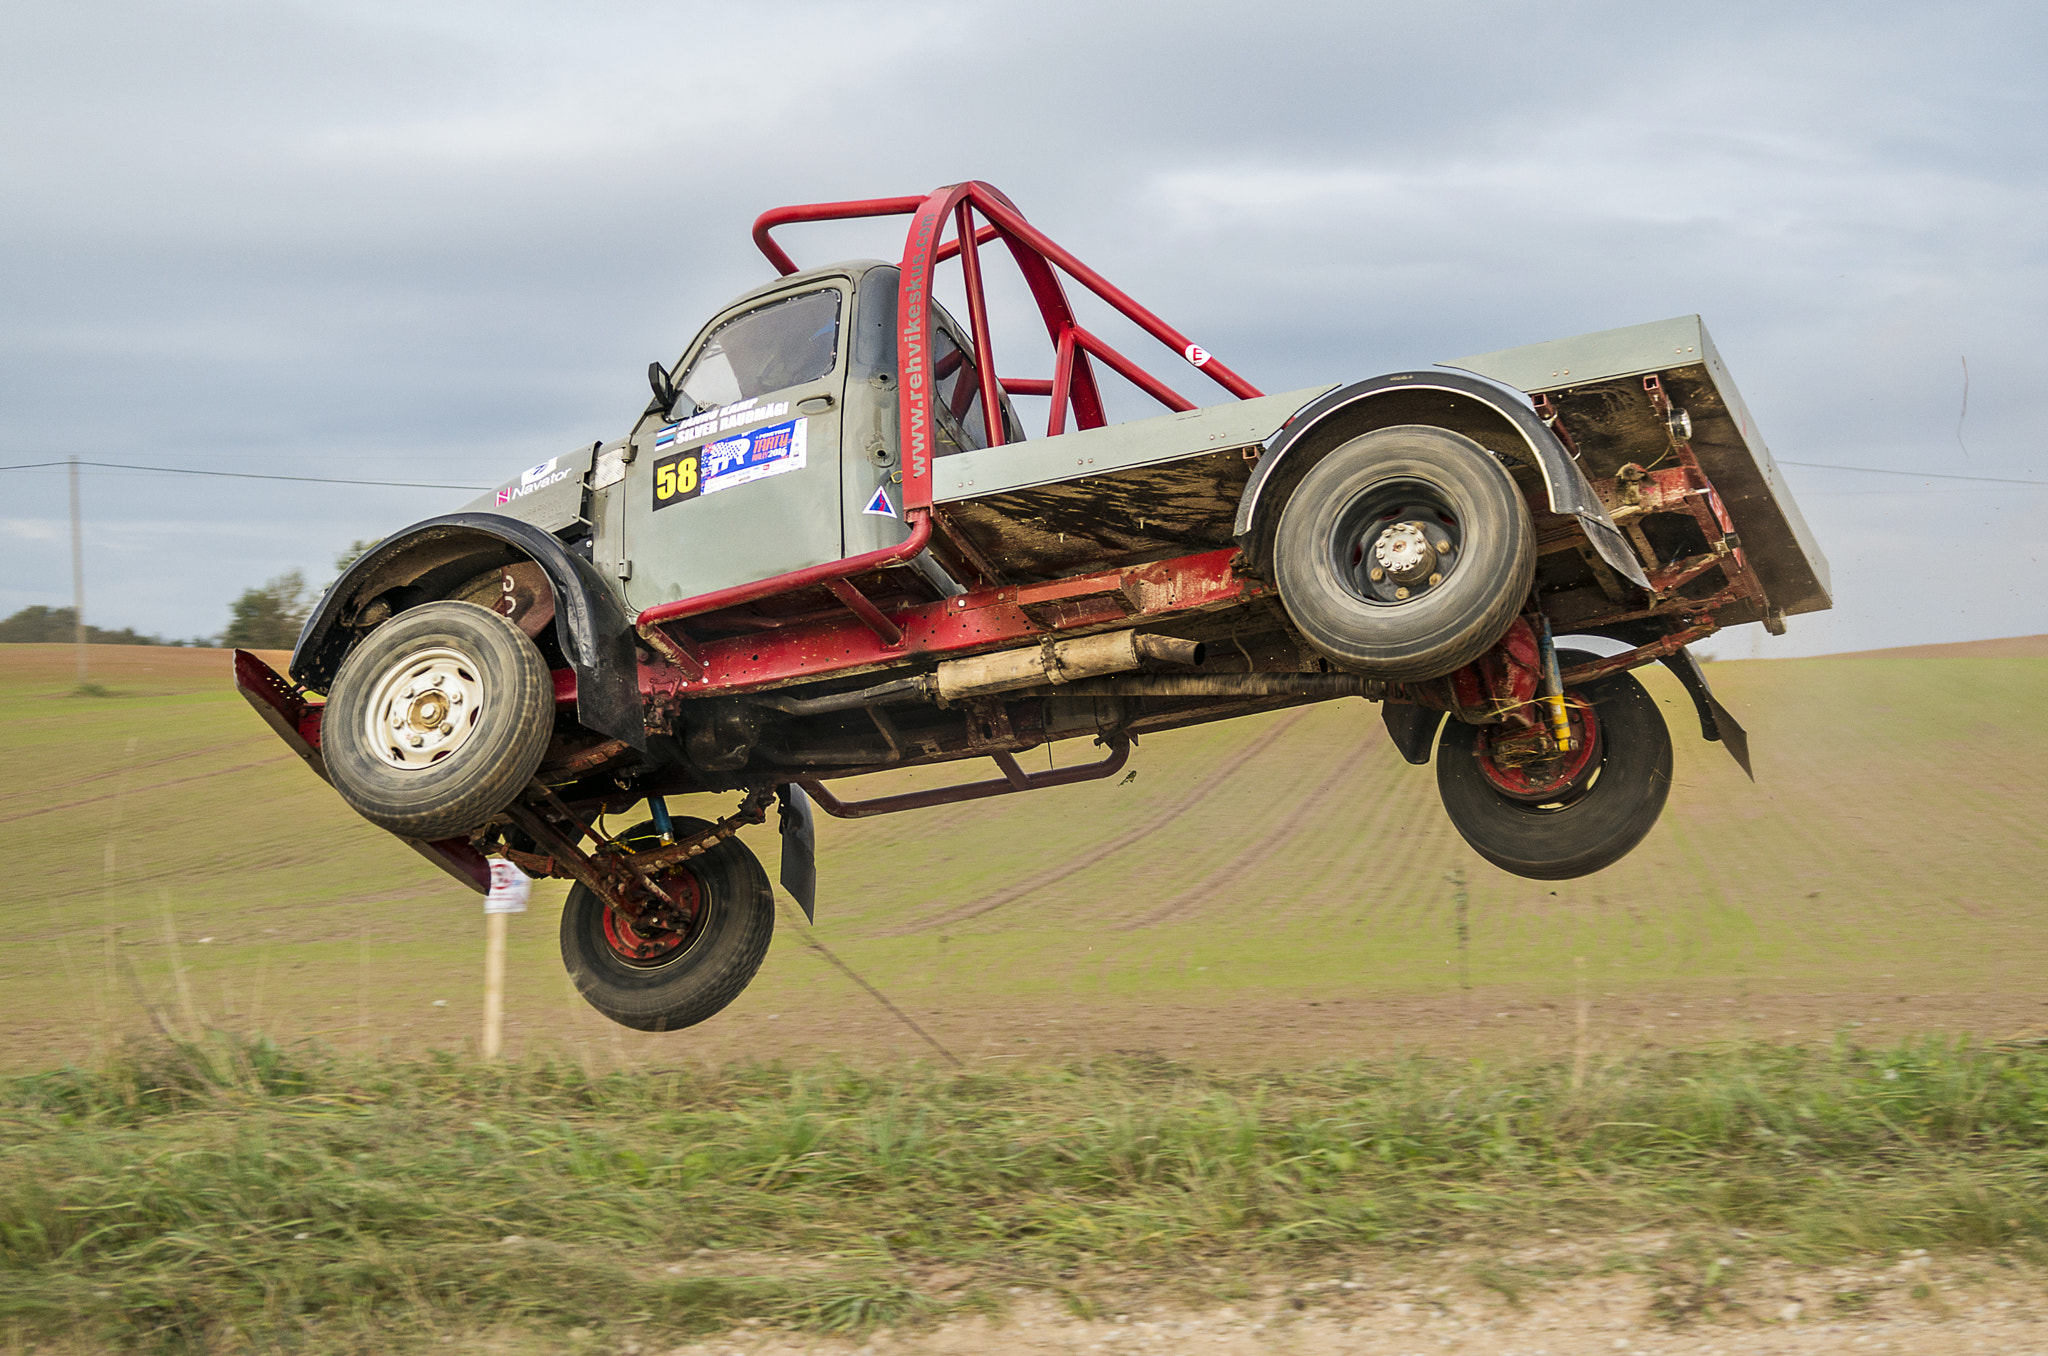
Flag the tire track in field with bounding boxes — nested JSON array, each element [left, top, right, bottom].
[[0, 738, 257, 812], [0, 756, 296, 825], [1112, 734, 1372, 931], [878, 708, 1314, 937]]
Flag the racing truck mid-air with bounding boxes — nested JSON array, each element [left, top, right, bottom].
[[237, 181, 1830, 1032]]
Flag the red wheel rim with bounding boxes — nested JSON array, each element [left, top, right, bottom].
[[600, 868, 705, 967], [1476, 700, 1601, 803]]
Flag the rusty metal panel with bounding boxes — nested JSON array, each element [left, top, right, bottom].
[[1444, 317, 1830, 620]]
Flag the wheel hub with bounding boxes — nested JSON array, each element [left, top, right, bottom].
[[1340, 493, 1462, 606], [1477, 702, 1602, 802], [601, 870, 704, 966], [1371, 520, 1439, 584], [364, 647, 487, 771]]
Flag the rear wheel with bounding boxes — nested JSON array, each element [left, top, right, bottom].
[[1434, 653, 1672, 880], [559, 819, 774, 1032], [323, 601, 554, 841], [1274, 425, 1535, 681]]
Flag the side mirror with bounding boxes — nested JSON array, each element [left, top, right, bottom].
[[646, 361, 677, 417]]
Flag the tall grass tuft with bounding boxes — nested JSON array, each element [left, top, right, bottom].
[[2, 1033, 2045, 1351]]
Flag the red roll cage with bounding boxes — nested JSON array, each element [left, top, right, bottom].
[[751, 179, 1265, 496], [633, 181, 1278, 692]]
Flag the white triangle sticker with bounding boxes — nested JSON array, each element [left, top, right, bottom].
[[861, 484, 896, 518]]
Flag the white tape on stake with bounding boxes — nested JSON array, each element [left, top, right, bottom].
[[486, 860, 531, 914]]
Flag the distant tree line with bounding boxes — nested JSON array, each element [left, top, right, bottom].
[[0, 607, 193, 646], [0, 540, 379, 650]]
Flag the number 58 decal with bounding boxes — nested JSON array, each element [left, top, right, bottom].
[[651, 449, 701, 509]]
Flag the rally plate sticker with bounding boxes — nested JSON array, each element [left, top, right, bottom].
[[652, 417, 807, 511]]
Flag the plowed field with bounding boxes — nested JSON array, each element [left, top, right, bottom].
[[1, 638, 2043, 1071]]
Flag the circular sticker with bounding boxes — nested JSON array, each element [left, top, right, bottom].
[[1183, 344, 1211, 368]]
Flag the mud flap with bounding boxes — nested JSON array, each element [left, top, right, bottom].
[[1659, 647, 1753, 781], [1382, 703, 1445, 766], [778, 783, 817, 921]]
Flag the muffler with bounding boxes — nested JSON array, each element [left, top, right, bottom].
[[934, 630, 1203, 704]]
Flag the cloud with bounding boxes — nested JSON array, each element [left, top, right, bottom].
[[2, 0, 2044, 647]]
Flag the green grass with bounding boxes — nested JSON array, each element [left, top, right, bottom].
[[3, 1034, 2046, 1352]]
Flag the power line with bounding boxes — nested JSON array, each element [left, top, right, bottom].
[[0, 460, 488, 491], [1778, 460, 2046, 487], [3, 454, 2038, 494]]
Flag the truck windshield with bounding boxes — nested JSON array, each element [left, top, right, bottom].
[[678, 289, 842, 412]]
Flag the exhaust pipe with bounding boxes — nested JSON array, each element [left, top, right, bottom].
[[934, 631, 1203, 704]]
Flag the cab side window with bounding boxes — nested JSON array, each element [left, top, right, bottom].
[[677, 290, 842, 413], [930, 318, 1019, 455]]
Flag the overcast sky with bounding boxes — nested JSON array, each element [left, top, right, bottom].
[[3, 0, 2043, 655]]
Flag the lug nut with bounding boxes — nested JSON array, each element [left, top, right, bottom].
[[431, 675, 445, 688], [407, 734, 424, 748], [1435, 538, 1452, 553], [1369, 567, 1385, 582], [439, 723, 454, 736], [449, 692, 464, 706], [1394, 587, 1410, 599], [1428, 572, 1443, 587]]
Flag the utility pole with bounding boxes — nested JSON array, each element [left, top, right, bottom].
[[68, 455, 87, 685]]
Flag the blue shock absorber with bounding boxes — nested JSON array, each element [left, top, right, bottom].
[[648, 794, 675, 844]]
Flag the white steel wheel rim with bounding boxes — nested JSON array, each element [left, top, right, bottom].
[[363, 645, 489, 772]]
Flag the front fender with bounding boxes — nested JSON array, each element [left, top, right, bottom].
[[290, 513, 646, 750], [1234, 371, 1648, 591]]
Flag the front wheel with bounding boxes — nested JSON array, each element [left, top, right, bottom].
[[559, 819, 774, 1032], [323, 600, 555, 841], [1434, 654, 1672, 880]]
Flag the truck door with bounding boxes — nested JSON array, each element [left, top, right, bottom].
[[621, 284, 849, 611]]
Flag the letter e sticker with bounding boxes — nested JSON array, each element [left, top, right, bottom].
[[651, 448, 702, 510]]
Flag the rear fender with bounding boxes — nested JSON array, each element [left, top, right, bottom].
[[289, 513, 646, 750], [1234, 371, 1648, 591]]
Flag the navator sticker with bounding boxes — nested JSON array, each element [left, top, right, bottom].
[[493, 456, 574, 506], [861, 484, 896, 518]]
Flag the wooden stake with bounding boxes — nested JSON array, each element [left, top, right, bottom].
[[482, 911, 508, 1060], [68, 454, 87, 685]]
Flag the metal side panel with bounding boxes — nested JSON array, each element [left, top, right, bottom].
[[461, 444, 598, 536], [1445, 317, 1830, 619], [933, 385, 1336, 502]]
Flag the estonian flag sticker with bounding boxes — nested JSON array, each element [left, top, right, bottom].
[[861, 485, 896, 518]]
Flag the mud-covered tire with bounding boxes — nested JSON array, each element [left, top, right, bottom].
[[559, 819, 774, 1032], [1274, 425, 1535, 681], [323, 600, 553, 841], [1435, 654, 1672, 880]]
